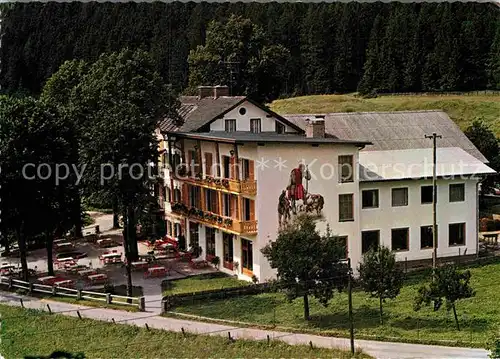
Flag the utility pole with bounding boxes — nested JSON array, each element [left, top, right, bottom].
[[347, 257, 354, 356], [425, 133, 442, 269]]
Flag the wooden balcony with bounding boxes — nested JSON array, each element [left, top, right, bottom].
[[172, 171, 256, 196], [170, 202, 257, 235]]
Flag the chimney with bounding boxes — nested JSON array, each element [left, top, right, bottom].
[[213, 85, 230, 98], [198, 86, 213, 99], [306, 118, 325, 138]]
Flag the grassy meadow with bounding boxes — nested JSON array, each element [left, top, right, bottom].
[[270, 93, 500, 136], [0, 304, 371, 359]]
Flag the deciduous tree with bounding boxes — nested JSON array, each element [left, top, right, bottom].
[[414, 264, 475, 331], [261, 215, 348, 320], [358, 246, 404, 324]]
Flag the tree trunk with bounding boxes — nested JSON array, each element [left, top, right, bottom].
[[452, 304, 460, 331], [46, 231, 54, 276], [112, 198, 120, 229], [303, 293, 310, 320], [123, 207, 133, 298], [72, 190, 83, 238], [127, 206, 138, 261], [379, 296, 384, 325], [16, 224, 29, 282]]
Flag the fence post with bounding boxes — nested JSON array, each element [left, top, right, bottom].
[[28, 282, 34, 294], [52, 286, 56, 296], [77, 289, 82, 300], [8, 277, 12, 289], [106, 293, 111, 304], [138, 296, 145, 312]]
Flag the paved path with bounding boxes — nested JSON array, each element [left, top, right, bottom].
[[0, 291, 488, 359]]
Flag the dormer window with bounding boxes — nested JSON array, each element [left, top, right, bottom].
[[250, 119, 261, 133], [225, 119, 236, 132], [275, 121, 285, 134]]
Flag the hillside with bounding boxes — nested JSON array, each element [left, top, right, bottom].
[[270, 94, 500, 136]]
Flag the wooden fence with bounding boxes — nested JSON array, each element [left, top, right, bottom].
[[0, 276, 145, 311], [162, 282, 274, 313]]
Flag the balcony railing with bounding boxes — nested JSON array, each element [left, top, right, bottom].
[[170, 202, 257, 235], [172, 170, 256, 196]]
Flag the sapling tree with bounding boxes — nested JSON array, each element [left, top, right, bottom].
[[414, 264, 475, 331], [358, 245, 404, 324]]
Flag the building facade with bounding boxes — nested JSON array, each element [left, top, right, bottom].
[[156, 86, 495, 281]]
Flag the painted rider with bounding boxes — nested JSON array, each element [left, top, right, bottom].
[[287, 163, 311, 214]]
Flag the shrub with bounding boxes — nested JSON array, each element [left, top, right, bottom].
[[211, 256, 220, 269]]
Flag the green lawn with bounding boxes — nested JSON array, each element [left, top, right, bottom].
[[270, 93, 500, 136], [171, 261, 500, 347], [0, 305, 370, 359], [163, 272, 249, 296]]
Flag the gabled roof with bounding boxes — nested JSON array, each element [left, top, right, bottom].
[[159, 96, 303, 134], [358, 147, 495, 182], [283, 110, 488, 163]]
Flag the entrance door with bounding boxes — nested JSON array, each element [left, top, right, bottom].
[[223, 233, 234, 270]]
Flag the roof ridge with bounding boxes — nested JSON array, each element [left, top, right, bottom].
[[283, 109, 445, 116]]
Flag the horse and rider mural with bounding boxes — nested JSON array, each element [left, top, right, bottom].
[[277, 162, 324, 229]]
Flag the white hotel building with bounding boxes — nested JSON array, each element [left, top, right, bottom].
[[156, 85, 495, 281]]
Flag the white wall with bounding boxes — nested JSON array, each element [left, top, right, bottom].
[[359, 178, 478, 262], [210, 100, 296, 133], [256, 143, 362, 279]]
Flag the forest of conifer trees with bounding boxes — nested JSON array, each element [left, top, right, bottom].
[[1, 2, 499, 99]]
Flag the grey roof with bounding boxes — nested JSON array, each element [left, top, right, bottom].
[[283, 110, 488, 163], [166, 131, 372, 146], [159, 96, 246, 133], [359, 147, 496, 182]]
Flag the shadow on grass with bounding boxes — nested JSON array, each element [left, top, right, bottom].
[[390, 315, 490, 333], [308, 305, 381, 330]]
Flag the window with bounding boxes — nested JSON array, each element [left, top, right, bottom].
[[174, 223, 181, 237], [204, 152, 213, 176], [223, 233, 234, 269], [362, 230, 380, 253], [189, 185, 201, 208], [335, 236, 348, 259], [241, 239, 253, 274], [250, 119, 261, 133], [173, 188, 181, 202], [171, 152, 181, 171], [223, 156, 231, 179], [449, 184, 465, 202], [276, 122, 285, 134], [338, 155, 354, 183], [392, 188, 408, 207], [339, 194, 354, 222], [239, 107, 246, 115], [223, 194, 232, 217], [242, 198, 255, 221], [420, 225, 438, 249], [205, 189, 217, 213], [165, 187, 171, 202], [449, 223, 466, 246], [189, 222, 199, 248], [421, 185, 434, 204], [391, 228, 409, 251], [362, 189, 379, 209], [241, 159, 250, 180], [188, 150, 200, 176], [166, 220, 172, 237], [225, 119, 236, 132], [206, 227, 216, 257]]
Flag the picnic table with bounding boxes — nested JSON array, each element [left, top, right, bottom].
[[131, 261, 149, 271], [100, 253, 122, 264], [55, 242, 74, 252], [97, 238, 115, 248], [54, 279, 74, 289], [78, 269, 97, 277], [38, 276, 62, 285], [144, 265, 168, 278], [65, 264, 89, 274], [483, 232, 499, 245], [87, 273, 107, 285], [54, 257, 76, 269]]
